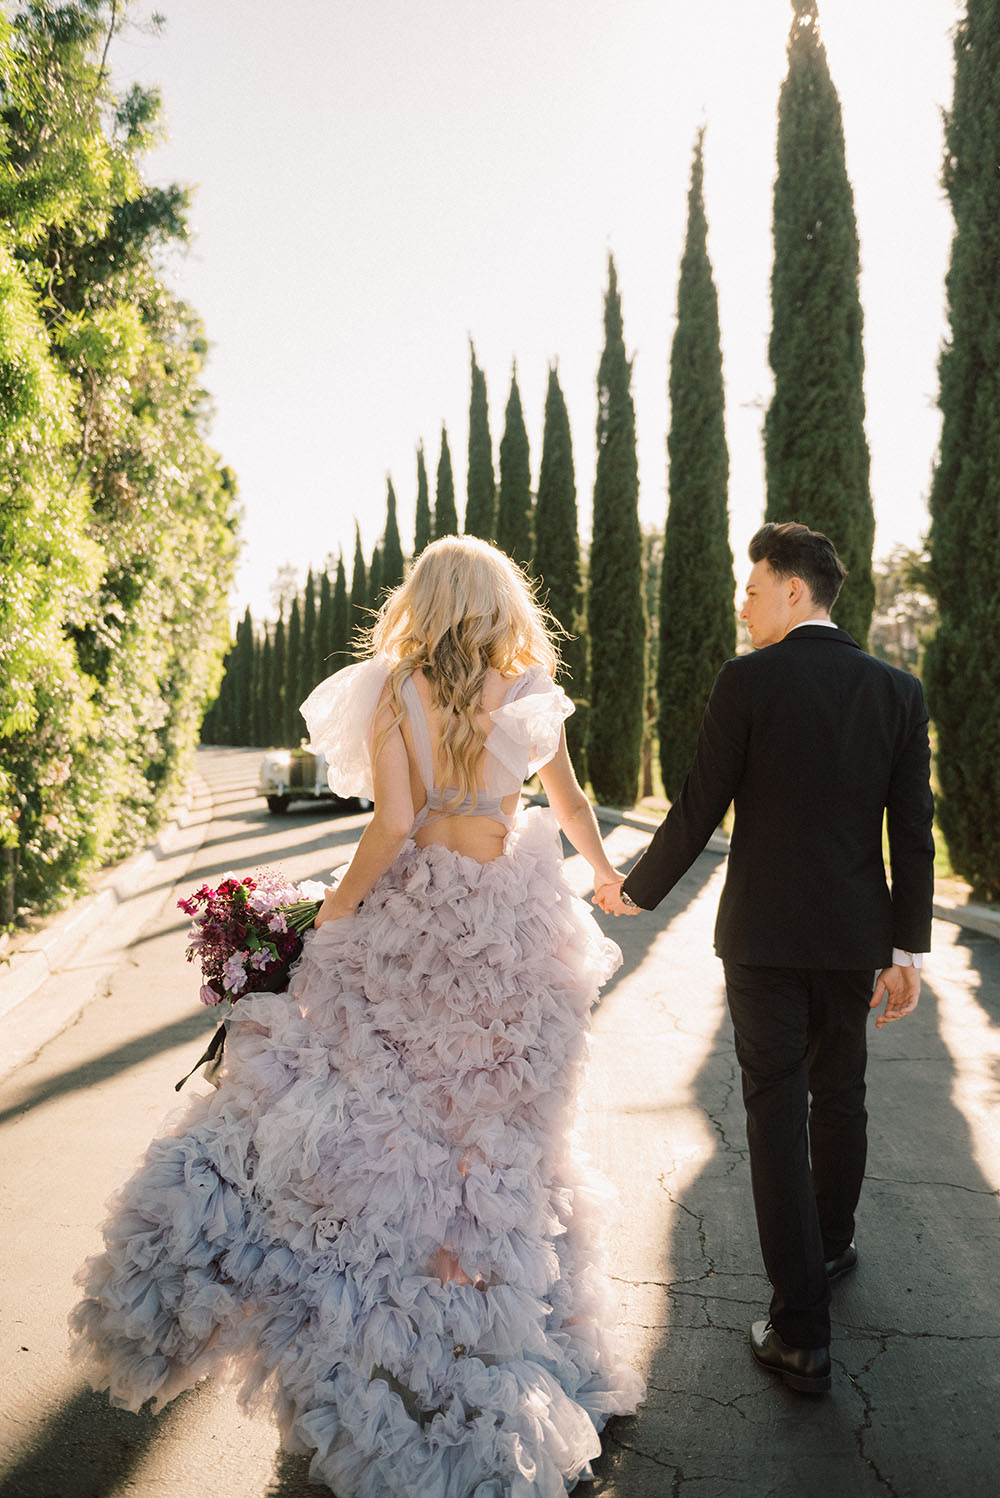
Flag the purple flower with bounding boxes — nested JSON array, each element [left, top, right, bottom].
[[200, 983, 223, 1006], [223, 951, 249, 991], [250, 948, 273, 971], [268, 913, 288, 933]]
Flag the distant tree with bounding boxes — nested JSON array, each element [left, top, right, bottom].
[[283, 597, 303, 745], [332, 554, 349, 667], [350, 523, 368, 650], [434, 425, 459, 540], [465, 341, 496, 539], [301, 568, 319, 697], [587, 256, 646, 806], [257, 624, 275, 744], [497, 367, 533, 569], [765, 0, 874, 644], [925, 0, 1000, 902], [414, 442, 432, 554], [268, 563, 300, 619], [869, 547, 936, 675], [368, 544, 384, 612], [271, 609, 288, 746], [316, 568, 334, 678], [382, 477, 406, 591], [535, 364, 588, 780], [659, 129, 736, 800]]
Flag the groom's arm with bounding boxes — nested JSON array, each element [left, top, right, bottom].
[[885, 678, 935, 954], [622, 659, 750, 910]]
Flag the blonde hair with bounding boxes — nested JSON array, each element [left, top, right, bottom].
[[367, 536, 561, 807]]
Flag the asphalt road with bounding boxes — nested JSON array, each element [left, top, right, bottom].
[[1, 748, 998, 1498]]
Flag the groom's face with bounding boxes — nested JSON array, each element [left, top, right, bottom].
[[740, 561, 794, 649]]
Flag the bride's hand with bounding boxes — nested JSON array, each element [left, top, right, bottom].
[[314, 887, 355, 929]]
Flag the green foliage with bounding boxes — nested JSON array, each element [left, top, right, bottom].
[[534, 364, 587, 780], [331, 554, 348, 670], [464, 341, 495, 540], [434, 424, 458, 540], [302, 568, 319, 697], [659, 131, 735, 800], [349, 522, 367, 648], [414, 441, 431, 554], [368, 543, 383, 611], [587, 256, 646, 805], [764, 0, 874, 645], [925, 0, 1000, 902], [381, 477, 405, 591], [496, 368, 533, 570], [283, 597, 302, 745], [1, 1, 238, 919]]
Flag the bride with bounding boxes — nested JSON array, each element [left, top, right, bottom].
[[71, 535, 645, 1496]]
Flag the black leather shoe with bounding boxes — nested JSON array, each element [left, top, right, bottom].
[[825, 1241, 858, 1281], [750, 1320, 831, 1394]]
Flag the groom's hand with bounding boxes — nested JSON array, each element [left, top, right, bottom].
[[870, 964, 921, 1028], [592, 877, 640, 917]]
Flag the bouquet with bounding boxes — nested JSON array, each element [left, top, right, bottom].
[[174, 868, 325, 1089]]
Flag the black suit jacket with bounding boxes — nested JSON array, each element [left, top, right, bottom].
[[622, 626, 935, 968]]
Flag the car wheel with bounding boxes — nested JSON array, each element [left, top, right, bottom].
[[267, 795, 290, 815]]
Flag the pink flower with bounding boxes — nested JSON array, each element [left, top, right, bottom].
[[200, 984, 223, 1006]]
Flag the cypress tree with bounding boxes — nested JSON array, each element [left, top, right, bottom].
[[925, 0, 1000, 902], [227, 609, 255, 744], [316, 568, 334, 678], [382, 477, 406, 591], [659, 130, 736, 800], [368, 544, 384, 611], [535, 364, 588, 781], [587, 255, 646, 806], [465, 341, 496, 539], [350, 523, 368, 650], [332, 554, 349, 669], [302, 568, 319, 696], [414, 443, 432, 555], [496, 367, 533, 569], [764, 0, 874, 644], [258, 625, 274, 745], [283, 597, 303, 746], [434, 425, 459, 540], [271, 608, 287, 746]]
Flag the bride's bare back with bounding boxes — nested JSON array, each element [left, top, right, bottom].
[[399, 667, 520, 862]]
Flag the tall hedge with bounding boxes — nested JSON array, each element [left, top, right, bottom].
[[587, 256, 646, 805], [659, 130, 735, 800], [764, 0, 874, 645], [0, 0, 238, 921], [925, 0, 1000, 902], [414, 442, 432, 554]]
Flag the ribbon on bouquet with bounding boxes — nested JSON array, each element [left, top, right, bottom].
[[174, 1019, 228, 1092]]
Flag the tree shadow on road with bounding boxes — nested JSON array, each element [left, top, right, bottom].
[[0, 1009, 221, 1129], [590, 918, 1000, 1497], [0, 1386, 190, 1498]]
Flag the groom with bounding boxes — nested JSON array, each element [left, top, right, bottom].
[[602, 522, 934, 1394]]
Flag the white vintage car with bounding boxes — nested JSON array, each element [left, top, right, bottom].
[[257, 745, 373, 816]]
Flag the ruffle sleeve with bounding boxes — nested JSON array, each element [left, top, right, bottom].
[[299, 657, 391, 800], [488, 666, 574, 781]]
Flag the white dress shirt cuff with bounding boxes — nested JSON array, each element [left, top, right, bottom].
[[891, 949, 924, 969]]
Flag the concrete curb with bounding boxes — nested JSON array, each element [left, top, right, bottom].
[[0, 771, 214, 1023]]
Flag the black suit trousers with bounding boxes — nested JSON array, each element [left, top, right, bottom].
[[724, 963, 874, 1348]]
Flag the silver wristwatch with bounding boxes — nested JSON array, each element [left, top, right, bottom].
[[619, 889, 640, 910]]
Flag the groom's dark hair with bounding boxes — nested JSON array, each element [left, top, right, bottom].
[[748, 521, 847, 611]]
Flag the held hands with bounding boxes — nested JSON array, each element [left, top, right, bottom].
[[592, 875, 641, 917], [870, 964, 921, 1028]]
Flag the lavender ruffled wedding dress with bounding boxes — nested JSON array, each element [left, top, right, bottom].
[[70, 660, 644, 1497]]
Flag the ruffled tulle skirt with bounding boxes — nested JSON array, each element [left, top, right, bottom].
[[70, 809, 645, 1496]]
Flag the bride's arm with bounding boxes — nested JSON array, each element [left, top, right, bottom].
[[536, 730, 620, 897], [314, 697, 413, 926]]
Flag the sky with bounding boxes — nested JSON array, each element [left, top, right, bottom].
[[109, 0, 963, 622]]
